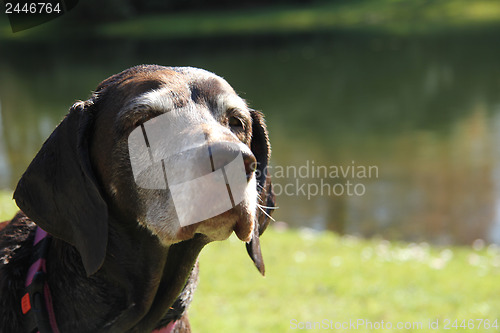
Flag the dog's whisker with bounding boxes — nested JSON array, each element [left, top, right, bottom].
[[258, 205, 276, 222], [256, 204, 279, 210]]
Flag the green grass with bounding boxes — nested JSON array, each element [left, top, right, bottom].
[[3, 0, 500, 41], [190, 229, 500, 332], [1, 191, 499, 332], [0, 190, 16, 222]]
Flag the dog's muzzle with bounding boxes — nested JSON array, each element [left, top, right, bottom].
[[128, 110, 255, 227]]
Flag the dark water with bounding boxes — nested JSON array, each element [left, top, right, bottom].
[[1, 32, 500, 246]]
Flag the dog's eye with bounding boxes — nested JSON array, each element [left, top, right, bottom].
[[228, 116, 244, 129]]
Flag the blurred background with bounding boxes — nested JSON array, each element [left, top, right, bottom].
[[2, 0, 500, 248]]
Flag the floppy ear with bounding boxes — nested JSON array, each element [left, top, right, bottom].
[[246, 110, 276, 276], [14, 101, 108, 276]]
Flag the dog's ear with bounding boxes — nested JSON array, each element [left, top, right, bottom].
[[14, 101, 108, 276], [246, 110, 275, 276]]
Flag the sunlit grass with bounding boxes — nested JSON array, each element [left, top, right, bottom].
[[1, 191, 499, 332], [191, 229, 500, 332], [0, 190, 16, 222]]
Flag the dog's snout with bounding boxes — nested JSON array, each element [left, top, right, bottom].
[[208, 142, 256, 181], [242, 152, 257, 179], [209, 142, 237, 170]]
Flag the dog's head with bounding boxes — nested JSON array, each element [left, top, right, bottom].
[[14, 65, 274, 276]]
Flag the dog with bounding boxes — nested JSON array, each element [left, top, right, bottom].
[[0, 65, 275, 333]]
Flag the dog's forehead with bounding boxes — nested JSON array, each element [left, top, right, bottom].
[[126, 67, 248, 113], [171, 67, 234, 92]]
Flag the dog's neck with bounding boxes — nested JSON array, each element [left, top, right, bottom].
[[45, 216, 208, 332]]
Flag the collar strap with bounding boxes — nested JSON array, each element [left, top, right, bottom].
[[21, 227, 178, 333], [22, 227, 60, 333], [153, 320, 178, 333]]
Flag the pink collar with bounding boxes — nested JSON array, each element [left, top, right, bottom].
[[153, 320, 178, 333], [22, 227, 60, 333]]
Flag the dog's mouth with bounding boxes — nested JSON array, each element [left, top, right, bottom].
[[233, 214, 255, 242], [137, 162, 258, 248], [175, 188, 257, 243]]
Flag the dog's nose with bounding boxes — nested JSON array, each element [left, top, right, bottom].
[[209, 142, 256, 181], [242, 152, 257, 180]]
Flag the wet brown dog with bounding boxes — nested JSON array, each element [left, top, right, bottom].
[[0, 65, 274, 332]]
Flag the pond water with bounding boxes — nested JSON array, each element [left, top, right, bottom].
[[1, 32, 500, 246]]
